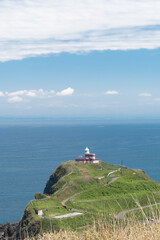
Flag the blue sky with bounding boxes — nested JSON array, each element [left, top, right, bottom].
[[1, 0, 160, 119], [1, 49, 160, 119]]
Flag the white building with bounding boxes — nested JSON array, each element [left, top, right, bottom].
[[75, 147, 100, 163]]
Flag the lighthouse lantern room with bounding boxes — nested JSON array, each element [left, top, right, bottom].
[[75, 147, 100, 163]]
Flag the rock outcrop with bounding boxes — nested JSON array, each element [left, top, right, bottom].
[[44, 163, 72, 194]]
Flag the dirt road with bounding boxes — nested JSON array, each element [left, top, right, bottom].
[[117, 203, 160, 219]]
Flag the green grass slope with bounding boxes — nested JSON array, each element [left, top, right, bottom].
[[19, 160, 160, 238]]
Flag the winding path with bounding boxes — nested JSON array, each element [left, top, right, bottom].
[[117, 203, 160, 219], [53, 176, 121, 220], [104, 177, 120, 186], [107, 168, 121, 178], [54, 212, 83, 219], [61, 177, 120, 206], [61, 191, 84, 206]]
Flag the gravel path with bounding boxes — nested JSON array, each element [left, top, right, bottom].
[[117, 203, 160, 219], [61, 191, 84, 206], [104, 177, 120, 186], [108, 177, 120, 185], [54, 212, 83, 219]]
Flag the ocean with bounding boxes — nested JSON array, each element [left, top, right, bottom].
[[0, 123, 160, 224]]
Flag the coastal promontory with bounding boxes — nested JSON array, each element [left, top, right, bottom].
[[1, 160, 160, 239]]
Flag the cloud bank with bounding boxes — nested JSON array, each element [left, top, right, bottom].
[[6, 89, 55, 98], [1, 0, 160, 61], [0, 88, 74, 103]]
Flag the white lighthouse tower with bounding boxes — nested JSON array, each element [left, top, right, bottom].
[[85, 147, 90, 155], [75, 147, 100, 163]]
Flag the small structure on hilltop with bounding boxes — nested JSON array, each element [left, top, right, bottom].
[[35, 209, 43, 216], [75, 147, 100, 163]]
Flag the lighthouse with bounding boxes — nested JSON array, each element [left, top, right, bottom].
[[85, 147, 90, 155], [75, 147, 100, 163]]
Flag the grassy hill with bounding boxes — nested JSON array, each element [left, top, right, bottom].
[[18, 160, 160, 238], [30, 219, 160, 240]]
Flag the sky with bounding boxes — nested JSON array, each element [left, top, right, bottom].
[[1, 0, 160, 120]]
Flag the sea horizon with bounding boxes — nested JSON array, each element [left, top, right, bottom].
[[1, 116, 160, 125]]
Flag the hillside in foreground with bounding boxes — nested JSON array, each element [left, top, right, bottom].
[[3, 160, 160, 239]]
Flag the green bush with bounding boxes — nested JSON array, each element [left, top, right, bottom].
[[35, 193, 47, 200]]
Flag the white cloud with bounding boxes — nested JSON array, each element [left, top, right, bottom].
[[1, 0, 160, 61], [5, 89, 55, 98], [138, 93, 152, 97], [7, 90, 27, 96], [0, 88, 73, 102], [0, 91, 5, 97], [38, 89, 45, 95], [26, 91, 37, 97], [105, 90, 119, 95], [57, 87, 74, 96], [8, 96, 23, 103], [154, 98, 160, 101]]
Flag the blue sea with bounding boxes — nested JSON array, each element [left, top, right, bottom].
[[0, 123, 160, 224]]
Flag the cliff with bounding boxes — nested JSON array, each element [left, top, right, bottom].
[[44, 163, 73, 195]]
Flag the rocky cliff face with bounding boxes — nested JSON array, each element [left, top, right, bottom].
[[0, 208, 42, 240], [44, 163, 72, 194], [0, 222, 19, 240], [16, 208, 41, 239]]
